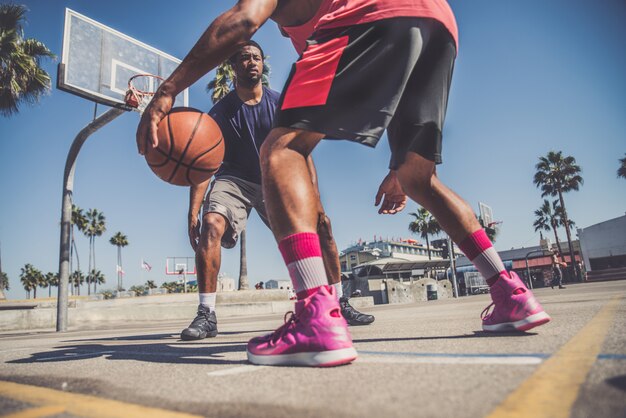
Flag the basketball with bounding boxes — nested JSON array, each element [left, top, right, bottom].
[[144, 107, 224, 186]]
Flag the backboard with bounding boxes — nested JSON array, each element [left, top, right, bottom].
[[58, 8, 189, 110], [166, 257, 196, 276], [478, 202, 493, 227]]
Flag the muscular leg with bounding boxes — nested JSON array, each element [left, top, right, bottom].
[[260, 127, 325, 240], [397, 152, 550, 332], [181, 212, 226, 341], [196, 212, 228, 293], [317, 210, 340, 286], [396, 152, 480, 242], [248, 127, 357, 366]]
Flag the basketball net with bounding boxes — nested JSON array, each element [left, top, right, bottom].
[[125, 74, 163, 114]]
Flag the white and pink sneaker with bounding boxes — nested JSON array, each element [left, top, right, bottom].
[[482, 271, 551, 332], [247, 285, 357, 367]]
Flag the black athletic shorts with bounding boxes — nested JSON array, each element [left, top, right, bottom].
[[274, 17, 456, 168]]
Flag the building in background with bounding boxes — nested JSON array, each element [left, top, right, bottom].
[[577, 213, 626, 272], [340, 238, 445, 273], [265, 280, 292, 291]]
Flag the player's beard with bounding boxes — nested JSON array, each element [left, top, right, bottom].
[[236, 72, 262, 89]]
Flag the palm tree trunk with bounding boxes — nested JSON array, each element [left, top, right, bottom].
[[558, 190, 579, 281], [426, 235, 431, 260], [238, 230, 249, 290], [550, 221, 564, 261]]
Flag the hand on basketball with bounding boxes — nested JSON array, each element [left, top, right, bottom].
[[375, 170, 407, 215], [136, 89, 174, 155]]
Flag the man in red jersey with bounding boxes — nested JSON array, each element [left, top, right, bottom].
[[137, 0, 550, 367]]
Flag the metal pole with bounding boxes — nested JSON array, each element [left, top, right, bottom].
[[448, 236, 458, 298], [524, 249, 548, 291], [57, 108, 125, 332]]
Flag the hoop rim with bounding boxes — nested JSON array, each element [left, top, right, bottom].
[[127, 73, 165, 94]]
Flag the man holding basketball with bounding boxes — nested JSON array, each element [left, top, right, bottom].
[[137, 0, 550, 367], [180, 41, 375, 341]]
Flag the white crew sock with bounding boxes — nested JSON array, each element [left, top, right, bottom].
[[332, 282, 344, 299], [199, 292, 216, 311]]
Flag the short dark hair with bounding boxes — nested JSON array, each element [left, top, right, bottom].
[[229, 40, 264, 63]]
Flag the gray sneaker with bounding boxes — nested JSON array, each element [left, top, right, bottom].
[[340, 297, 375, 326], [180, 305, 218, 340]]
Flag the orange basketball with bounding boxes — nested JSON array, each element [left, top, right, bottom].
[[145, 108, 224, 186]]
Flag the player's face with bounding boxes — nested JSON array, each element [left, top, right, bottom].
[[234, 45, 263, 85]]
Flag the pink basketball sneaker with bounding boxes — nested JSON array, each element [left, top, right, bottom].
[[247, 285, 357, 367], [482, 271, 551, 332]]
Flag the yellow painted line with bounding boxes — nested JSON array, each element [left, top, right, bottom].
[[487, 295, 622, 418], [0, 380, 202, 418], [2, 405, 66, 418]]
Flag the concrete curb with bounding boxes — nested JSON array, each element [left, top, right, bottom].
[[0, 295, 375, 332]]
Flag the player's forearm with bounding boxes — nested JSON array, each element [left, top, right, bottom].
[[189, 180, 211, 220], [159, 1, 275, 97]]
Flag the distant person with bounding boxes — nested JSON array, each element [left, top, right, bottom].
[[551, 251, 567, 289], [180, 42, 374, 342]]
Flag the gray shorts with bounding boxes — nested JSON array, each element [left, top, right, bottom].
[[202, 175, 270, 249]]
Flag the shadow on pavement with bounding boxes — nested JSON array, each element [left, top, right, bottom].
[[7, 341, 249, 365], [606, 375, 626, 392], [63, 329, 272, 343], [354, 330, 538, 344]]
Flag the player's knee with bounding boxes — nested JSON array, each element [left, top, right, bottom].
[[200, 216, 225, 248], [398, 168, 435, 204]]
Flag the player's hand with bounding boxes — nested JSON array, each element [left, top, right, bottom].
[[188, 215, 201, 252], [136, 89, 174, 155], [375, 170, 407, 215]]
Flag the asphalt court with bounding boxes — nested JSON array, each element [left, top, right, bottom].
[[0, 281, 624, 418]]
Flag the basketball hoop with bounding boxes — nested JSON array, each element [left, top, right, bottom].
[[125, 74, 164, 114]]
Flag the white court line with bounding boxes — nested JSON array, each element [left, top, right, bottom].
[[357, 354, 543, 365], [207, 365, 266, 377]]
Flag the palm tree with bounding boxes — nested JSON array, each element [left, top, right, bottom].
[[0, 271, 10, 299], [70, 205, 87, 279], [90, 269, 105, 293], [0, 4, 55, 116], [45, 272, 59, 298], [109, 232, 128, 291], [206, 61, 235, 104], [145, 280, 156, 290], [70, 270, 84, 296], [534, 151, 583, 279], [19, 263, 42, 299], [238, 230, 249, 290], [618, 154, 626, 179], [161, 281, 176, 294], [84, 209, 106, 295], [408, 207, 442, 260], [533, 199, 563, 259]]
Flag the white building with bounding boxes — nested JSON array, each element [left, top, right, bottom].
[[265, 280, 292, 291], [217, 273, 236, 292], [577, 213, 626, 271], [340, 238, 445, 273]]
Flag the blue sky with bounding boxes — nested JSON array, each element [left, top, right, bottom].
[[1, 0, 625, 300]]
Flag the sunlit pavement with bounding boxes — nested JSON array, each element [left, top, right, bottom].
[[0, 281, 624, 418]]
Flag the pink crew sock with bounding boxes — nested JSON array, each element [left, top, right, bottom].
[[278, 232, 328, 300], [458, 229, 507, 287]]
